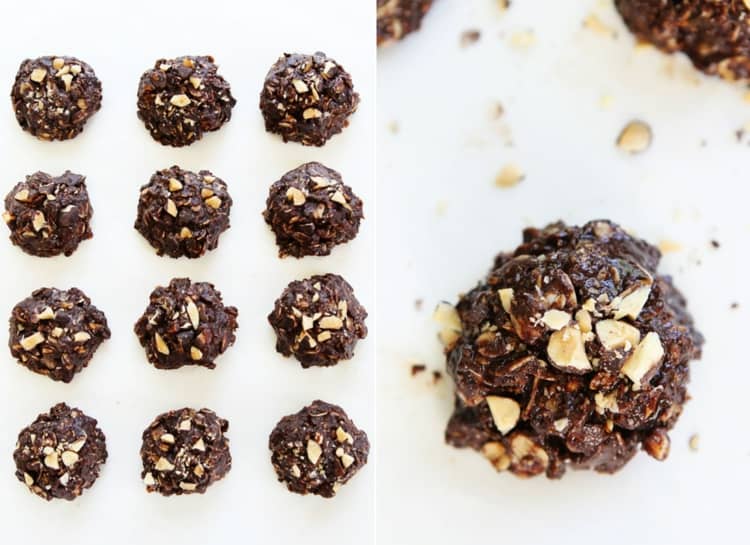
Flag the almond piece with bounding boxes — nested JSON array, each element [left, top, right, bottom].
[[498, 288, 514, 313], [541, 309, 571, 331], [595, 319, 641, 351], [621, 332, 664, 389], [485, 396, 521, 435], [612, 284, 652, 320], [547, 326, 591, 373], [307, 439, 322, 464]]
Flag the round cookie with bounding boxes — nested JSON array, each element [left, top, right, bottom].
[[269, 400, 369, 498], [263, 162, 364, 258], [134, 166, 232, 258], [377, 0, 434, 46], [268, 274, 368, 368], [14, 403, 108, 501], [11, 56, 102, 141], [259, 52, 359, 146], [134, 278, 238, 370], [3, 171, 93, 257], [141, 408, 231, 496], [615, 0, 750, 80], [441, 220, 704, 478], [9, 287, 110, 383], [137, 55, 236, 147]]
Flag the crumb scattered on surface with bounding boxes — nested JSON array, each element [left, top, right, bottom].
[[599, 94, 614, 109], [495, 163, 525, 188], [410, 363, 427, 376], [461, 29, 481, 47], [432, 370, 443, 384], [387, 120, 400, 134], [583, 13, 617, 38], [490, 102, 505, 120], [508, 30, 535, 49], [731, 302, 740, 310], [658, 239, 683, 254], [617, 120, 652, 154], [710, 239, 720, 249], [414, 299, 424, 311], [689, 434, 700, 452], [497, 0, 510, 12]]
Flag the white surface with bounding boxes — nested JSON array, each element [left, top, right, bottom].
[[377, 1, 747, 544], [0, 1, 375, 543]]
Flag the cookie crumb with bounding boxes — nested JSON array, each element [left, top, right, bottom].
[[710, 239, 720, 249], [688, 434, 700, 452], [583, 13, 617, 38], [461, 30, 481, 47], [617, 120, 652, 154], [495, 164, 525, 188], [658, 239, 683, 254], [411, 364, 427, 376]]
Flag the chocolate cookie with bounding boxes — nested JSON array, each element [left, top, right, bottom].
[[377, 0, 434, 46], [14, 403, 107, 501], [263, 162, 364, 258], [615, 0, 750, 80], [9, 288, 110, 383], [134, 278, 238, 370], [268, 274, 368, 368], [141, 408, 231, 496], [11, 56, 102, 141], [259, 52, 359, 146], [269, 400, 369, 498], [3, 171, 93, 257], [134, 166, 232, 258], [137, 56, 236, 147], [440, 220, 703, 478]]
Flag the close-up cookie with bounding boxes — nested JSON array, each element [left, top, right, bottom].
[[268, 274, 368, 368], [134, 166, 232, 259], [269, 400, 369, 498], [440, 220, 703, 478], [134, 278, 238, 370], [11, 56, 102, 141], [615, 0, 750, 80], [3, 171, 93, 257], [9, 287, 111, 383], [263, 162, 364, 258], [136, 55, 236, 147], [259, 52, 359, 146], [377, 0, 434, 46], [13, 403, 108, 501], [141, 408, 231, 496]]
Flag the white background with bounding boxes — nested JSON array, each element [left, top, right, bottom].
[[378, 1, 747, 543], [0, 1, 375, 543]]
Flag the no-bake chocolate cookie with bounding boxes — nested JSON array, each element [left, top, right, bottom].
[[616, 0, 750, 80], [263, 162, 364, 258], [134, 278, 238, 370], [11, 56, 102, 141], [377, 0, 434, 46], [134, 166, 232, 258], [260, 52, 359, 146], [269, 400, 369, 498], [3, 171, 93, 257], [14, 403, 108, 501], [137, 56, 236, 147], [440, 220, 703, 478], [141, 408, 231, 495], [9, 288, 110, 383], [268, 274, 368, 368]]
